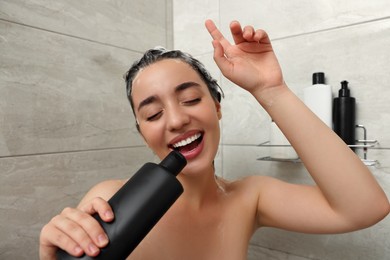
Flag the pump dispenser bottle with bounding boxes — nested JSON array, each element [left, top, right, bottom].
[[304, 72, 333, 128], [57, 151, 187, 260], [333, 80, 356, 150]]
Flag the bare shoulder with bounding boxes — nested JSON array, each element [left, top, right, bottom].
[[78, 179, 127, 207], [217, 176, 279, 229], [224, 175, 275, 193], [219, 175, 278, 206]]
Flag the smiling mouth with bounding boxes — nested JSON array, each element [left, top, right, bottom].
[[169, 133, 203, 153]]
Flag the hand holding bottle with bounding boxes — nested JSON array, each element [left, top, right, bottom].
[[39, 197, 114, 259], [55, 151, 186, 260]]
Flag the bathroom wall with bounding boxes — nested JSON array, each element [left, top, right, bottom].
[[1, 1, 389, 259], [173, 0, 390, 259], [0, 1, 172, 259]]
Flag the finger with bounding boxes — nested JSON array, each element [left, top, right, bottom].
[[242, 25, 256, 41], [62, 207, 110, 248], [230, 20, 246, 45], [205, 19, 231, 49], [254, 29, 271, 44], [211, 40, 232, 78], [40, 222, 84, 258], [79, 197, 114, 222], [57, 208, 108, 256]]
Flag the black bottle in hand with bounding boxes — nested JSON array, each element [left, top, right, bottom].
[[57, 151, 186, 259]]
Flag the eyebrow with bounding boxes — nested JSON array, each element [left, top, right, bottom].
[[175, 81, 201, 93], [137, 81, 201, 112]]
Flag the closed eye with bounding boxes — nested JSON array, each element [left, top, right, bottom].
[[147, 111, 163, 121], [183, 98, 201, 105]]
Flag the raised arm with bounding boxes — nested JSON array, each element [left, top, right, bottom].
[[205, 19, 390, 233]]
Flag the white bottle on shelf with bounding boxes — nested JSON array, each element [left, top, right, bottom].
[[303, 72, 333, 128]]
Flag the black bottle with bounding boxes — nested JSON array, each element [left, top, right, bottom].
[[57, 151, 186, 260], [333, 80, 356, 150]]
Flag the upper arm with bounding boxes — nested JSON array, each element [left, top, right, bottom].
[[255, 176, 354, 234]]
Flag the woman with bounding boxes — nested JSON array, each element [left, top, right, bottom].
[[39, 20, 390, 260]]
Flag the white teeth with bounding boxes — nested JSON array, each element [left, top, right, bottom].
[[173, 133, 201, 148]]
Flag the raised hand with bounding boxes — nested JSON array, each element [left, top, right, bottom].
[[205, 19, 284, 95]]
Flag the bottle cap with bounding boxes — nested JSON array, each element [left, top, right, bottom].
[[159, 151, 187, 176], [312, 72, 325, 85], [339, 80, 350, 97]]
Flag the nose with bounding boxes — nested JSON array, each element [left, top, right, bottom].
[[165, 104, 190, 131]]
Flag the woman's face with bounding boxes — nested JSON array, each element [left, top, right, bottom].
[[131, 59, 222, 174]]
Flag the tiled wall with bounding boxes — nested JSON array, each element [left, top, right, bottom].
[[0, 1, 172, 259], [174, 0, 390, 259], [1, 1, 389, 259]]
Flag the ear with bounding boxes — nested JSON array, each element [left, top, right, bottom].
[[215, 100, 222, 120]]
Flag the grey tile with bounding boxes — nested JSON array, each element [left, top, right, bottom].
[[219, 0, 390, 40], [0, 21, 145, 156], [248, 244, 312, 260], [173, 0, 219, 55], [0, 0, 169, 51]]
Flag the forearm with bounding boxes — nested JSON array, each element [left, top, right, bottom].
[[253, 84, 389, 225]]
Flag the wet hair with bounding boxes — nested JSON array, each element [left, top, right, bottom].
[[124, 47, 223, 131]]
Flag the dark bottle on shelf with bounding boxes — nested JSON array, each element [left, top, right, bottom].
[[333, 80, 356, 150], [57, 150, 186, 259]]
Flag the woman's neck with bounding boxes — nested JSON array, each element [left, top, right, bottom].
[[178, 167, 224, 210]]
